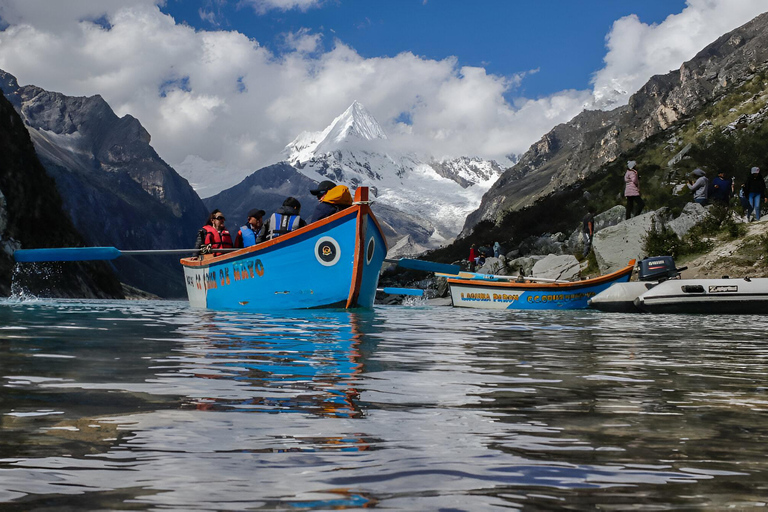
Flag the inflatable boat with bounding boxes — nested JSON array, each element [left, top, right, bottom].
[[589, 256, 768, 314]]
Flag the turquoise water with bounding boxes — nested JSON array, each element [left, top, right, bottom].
[[1, 298, 767, 510]]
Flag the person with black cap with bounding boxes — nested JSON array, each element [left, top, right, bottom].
[[258, 197, 306, 242], [744, 166, 767, 221], [309, 180, 353, 223], [234, 208, 266, 248]]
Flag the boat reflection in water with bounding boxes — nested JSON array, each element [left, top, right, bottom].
[[177, 309, 374, 420]]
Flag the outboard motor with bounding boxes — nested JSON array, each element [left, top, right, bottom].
[[638, 256, 686, 282]]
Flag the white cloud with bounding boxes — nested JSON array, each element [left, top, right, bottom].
[[591, 0, 768, 108], [0, 0, 765, 196], [240, 0, 324, 15]]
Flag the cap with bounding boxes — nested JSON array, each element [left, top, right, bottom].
[[692, 168, 705, 177], [282, 196, 301, 209], [627, 161, 636, 170], [310, 180, 337, 197], [752, 167, 760, 174], [247, 208, 265, 219]]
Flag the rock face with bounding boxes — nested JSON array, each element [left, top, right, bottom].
[[0, 70, 209, 297], [463, 12, 768, 236], [531, 254, 580, 281], [0, 89, 123, 298], [592, 210, 668, 273]]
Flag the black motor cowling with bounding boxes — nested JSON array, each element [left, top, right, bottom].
[[638, 256, 686, 282]]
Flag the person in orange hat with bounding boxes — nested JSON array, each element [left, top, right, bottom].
[[309, 180, 353, 223]]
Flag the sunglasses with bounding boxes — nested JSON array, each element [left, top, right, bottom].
[[214, 216, 225, 221]]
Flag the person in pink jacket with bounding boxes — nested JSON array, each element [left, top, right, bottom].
[[624, 160, 644, 220]]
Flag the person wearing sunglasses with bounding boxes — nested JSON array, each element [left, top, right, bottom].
[[194, 209, 234, 256]]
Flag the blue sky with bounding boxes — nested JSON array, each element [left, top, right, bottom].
[[162, 0, 687, 98], [0, 0, 765, 192]]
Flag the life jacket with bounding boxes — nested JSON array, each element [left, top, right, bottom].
[[266, 212, 301, 240], [202, 225, 233, 256], [239, 225, 257, 247], [322, 185, 353, 208]]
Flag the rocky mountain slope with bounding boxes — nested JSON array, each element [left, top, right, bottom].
[[463, 11, 768, 237], [0, 70, 209, 297], [0, 90, 123, 298]]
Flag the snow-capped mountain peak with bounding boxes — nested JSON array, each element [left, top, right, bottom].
[[326, 100, 387, 144], [285, 101, 387, 164]]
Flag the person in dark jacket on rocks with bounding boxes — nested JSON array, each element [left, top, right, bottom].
[[234, 208, 266, 248], [258, 197, 306, 242], [709, 170, 733, 206], [744, 166, 767, 221]]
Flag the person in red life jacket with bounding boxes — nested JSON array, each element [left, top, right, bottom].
[[257, 197, 306, 242], [234, 208, 266, 248], [309, 180, 354, 223], [194, 209, 233, 256]]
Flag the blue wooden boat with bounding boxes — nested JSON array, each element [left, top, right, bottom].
[[446, 261, 635, 310], [180, 187, 388, 310]]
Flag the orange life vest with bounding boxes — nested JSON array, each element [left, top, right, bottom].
[[202, 225, 233, 256]]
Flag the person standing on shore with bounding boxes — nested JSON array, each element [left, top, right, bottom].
[[744, 166, 767, 222], [624, 161, 644, 220], [468, 244, 479, 271], [687, 168, 709, 205]]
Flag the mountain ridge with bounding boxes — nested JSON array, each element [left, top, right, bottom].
[[462, 11, 768, 237], [0, 69, 209, 297]]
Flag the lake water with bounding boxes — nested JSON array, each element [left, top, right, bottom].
[[1, 298, 767, 510]]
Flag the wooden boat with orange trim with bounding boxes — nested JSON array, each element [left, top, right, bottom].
[[180, 187, 387, 310], [447, 261, 635, 310]]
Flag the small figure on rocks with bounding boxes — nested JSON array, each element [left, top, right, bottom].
[[624, 161, 644, 220], [468, 243, 479, 271], [709, 170, 733, 206], [687, 168, 709, 205], [744, 166, 767, 222], [582, 206, 596, 257], [493, 241, 502, 258]]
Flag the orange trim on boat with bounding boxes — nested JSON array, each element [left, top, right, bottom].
[[346, 187, 369, 308], [447, 261, 635, 289]]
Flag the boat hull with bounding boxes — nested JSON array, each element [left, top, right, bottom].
[[448, 263, 634, 310], [634, 278, 768, 314], [588, 282, 655, 313], [181, 190, 386, 311]]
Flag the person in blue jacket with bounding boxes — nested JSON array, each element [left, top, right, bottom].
[[234, 208, 266, 248]]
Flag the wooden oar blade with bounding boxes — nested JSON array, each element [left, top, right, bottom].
[[386, 258, 460, 275], [378, 287, 425, 297], [13, 247, 122, 263]]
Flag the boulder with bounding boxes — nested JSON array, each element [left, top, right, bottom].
[[532, 254, 581, 280], [476, 256, 507, 275], [508, 255, 545, 276], [666, 201, 710, 238], [567, 205, 627, 253], [593, 209, 669, 273], [518, 232, 566, 256]]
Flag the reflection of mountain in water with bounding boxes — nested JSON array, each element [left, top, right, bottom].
[[180, 310, 375, 419]]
